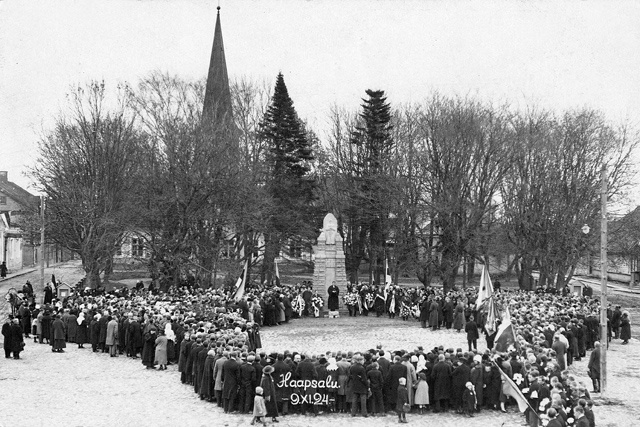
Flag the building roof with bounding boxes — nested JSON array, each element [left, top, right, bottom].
[[202, 7, 234, 128], [0, 173, 38, 210]]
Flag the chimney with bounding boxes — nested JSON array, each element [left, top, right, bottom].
[[0, 171, 7, 182]]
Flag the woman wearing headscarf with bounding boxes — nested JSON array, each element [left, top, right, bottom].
[[164, 322, 176, 362], [76, 311, 88, 349], [260, 365, 280, 423]]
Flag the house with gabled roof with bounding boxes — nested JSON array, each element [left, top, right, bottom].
[[0, 171, 40, 271]]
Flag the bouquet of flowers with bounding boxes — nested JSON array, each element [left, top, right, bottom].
[[365, 293, 375, 309], [400, 303, 411, 319], [312, 295, 324, 318], [291, 296, 305, 317], [343, 293, 358, 306]]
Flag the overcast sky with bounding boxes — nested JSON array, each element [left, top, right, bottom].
[[1, 0, 639, 197]]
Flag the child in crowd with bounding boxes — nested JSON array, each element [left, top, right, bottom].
[[414, 372, 429, 414], [397, 377, 409, 423], [251, 386, 267, 426], [462, 381, 477, 417]]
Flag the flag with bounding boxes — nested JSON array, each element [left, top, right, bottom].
[[274, 258, 281, 287], [384, 258, 392, 299], [484, 296, 499, 335], [493, 305, 518, 352], [233, 259, 249, 302], [475, 264, 494, 309], [494, 362, 529, 413]]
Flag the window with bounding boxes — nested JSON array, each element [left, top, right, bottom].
[[131, 238, 144, 257], [0, 196, 6, 205]]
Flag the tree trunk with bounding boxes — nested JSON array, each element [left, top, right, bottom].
[[440, 245, 460, 293]]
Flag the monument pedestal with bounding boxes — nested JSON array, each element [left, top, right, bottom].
[[313, 213, 349, 315]]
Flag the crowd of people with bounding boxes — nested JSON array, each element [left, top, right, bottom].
[[1, 274, 633, 427]]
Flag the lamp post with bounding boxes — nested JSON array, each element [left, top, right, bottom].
[[600, 165, 608, 396]]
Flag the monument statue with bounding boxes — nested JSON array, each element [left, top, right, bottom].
[[313, 213, 348, 315]]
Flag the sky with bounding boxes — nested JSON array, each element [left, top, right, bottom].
[[1, 0, 639, 201]]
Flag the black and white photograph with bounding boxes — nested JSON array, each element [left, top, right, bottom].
[[1, 1, 639, 426]]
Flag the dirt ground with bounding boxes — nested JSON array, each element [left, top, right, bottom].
[[0, 314, 637, 427], [1, 263, 638, 426]]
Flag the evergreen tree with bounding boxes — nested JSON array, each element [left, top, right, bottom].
[[339, 89, 395, 284], [259, 73, 317, 284]]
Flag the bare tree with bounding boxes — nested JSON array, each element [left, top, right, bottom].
[[30, 81, 145, 288], [502, 108, 638, 289]]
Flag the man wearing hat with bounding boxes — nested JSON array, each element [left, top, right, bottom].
[[296, 353, 319, 416], [349, 354, 369, 417], [222, 351, 241, 413], [2, 316, 14, 358], [239, 353, 257, 413]]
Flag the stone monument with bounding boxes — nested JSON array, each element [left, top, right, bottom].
[[313, 213, 349, 315]]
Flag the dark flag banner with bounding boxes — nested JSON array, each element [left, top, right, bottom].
[[233, 259, 249, 301]]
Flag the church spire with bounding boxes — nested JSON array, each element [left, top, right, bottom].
[[202, 6, 233, 127]]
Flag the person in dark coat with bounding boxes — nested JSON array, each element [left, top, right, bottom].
[[187, 338, 202, 385], [200, 349, 216, 402], [273, 353, 291, 415], [10, 318, 24, 359], [193, 344, 208, 394], [66, 311, 78, 343], [462, 381, 477, 417], [328, 282, 340, 311], [367, 362, 384, 415], [442, 297, 454, 329], [295, 354, 319, 415], [419, 298, 429, 328], [247, 322, 262, 352], [465, 316, 480, 351], [483, 363, 501, 410], [98, 311, 109, 352], [51, 314, 66, 352], [222, 352, 241, 413], [238, 355, 257, 413], [141, 321, 158, 368], [40, 311, 52, 344], [2, 316, 14, 358], [261, 365, 280, 422], [18, 305, 31, 338], [0, 261, 7, 278], [588, 342, 601, 392], [76, 312, 88, 348], [128, 317, 143, 358], [620, 312, 631, 344], [349, 354, 369, 417], [43, 284, 53, 305], [179, 337, 193, 384], [385, 356, 407, 411], [396, 377, 409, 423], [451, 358, 471, 412], [429, 299, 439, 330], [89, 315, 100, 352], [469, 360, 484, 411], [431, 354, 452, 412]]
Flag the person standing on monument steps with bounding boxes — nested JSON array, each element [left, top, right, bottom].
[[328, 281, 340, 312]]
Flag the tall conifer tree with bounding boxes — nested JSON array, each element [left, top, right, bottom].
[[260, 73, 317, 283]]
